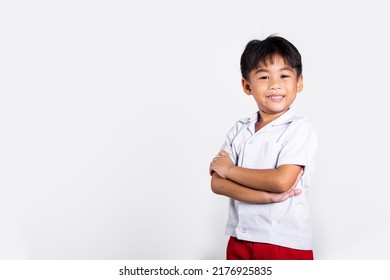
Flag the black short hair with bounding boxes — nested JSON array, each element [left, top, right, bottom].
[[240, 35, 302, 81]]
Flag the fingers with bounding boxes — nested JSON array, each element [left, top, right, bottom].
[[292, 167, 304, 187], [209, 161, 215, 176], [209, 154, 221, 176], [293, 189, 302, 195], [285, 188, 302, 199], [284, 188, 302, 201]]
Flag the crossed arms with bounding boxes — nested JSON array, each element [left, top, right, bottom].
[[209, 150, 303, 203]]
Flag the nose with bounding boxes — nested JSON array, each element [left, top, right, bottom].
[[268, 81, 281, 90], [268, 77, 281, 90]]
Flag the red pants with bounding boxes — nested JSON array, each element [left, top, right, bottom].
[[226, 237, 314, 260]]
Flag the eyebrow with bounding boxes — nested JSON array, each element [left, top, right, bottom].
[[254, 67, 294, 74]]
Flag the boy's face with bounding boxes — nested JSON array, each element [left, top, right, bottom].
[[242, 55, 303, 120]]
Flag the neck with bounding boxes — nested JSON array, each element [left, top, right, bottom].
[[255, 109, 288, 132], [258, 110, 286, 123]]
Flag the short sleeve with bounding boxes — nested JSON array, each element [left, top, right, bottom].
[[220, 118, 249, 165], [277, 119, 318, 167], [277, 119, 318, 190]]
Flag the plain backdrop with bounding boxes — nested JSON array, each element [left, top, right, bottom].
[[1, 0, 389, 259]]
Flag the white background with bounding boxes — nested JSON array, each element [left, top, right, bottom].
[[1, 0, 389, 259]]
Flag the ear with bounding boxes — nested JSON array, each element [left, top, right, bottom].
[[296, 75, 304, 93], [241, 78, 252, 95]]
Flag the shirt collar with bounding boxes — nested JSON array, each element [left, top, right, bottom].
[[248, 108, 296, 133], [268, 108, 296, 126]]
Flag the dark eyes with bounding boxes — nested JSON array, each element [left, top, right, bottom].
[[258, 75, 290, 80]]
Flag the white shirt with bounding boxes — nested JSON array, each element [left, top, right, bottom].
[[221, 109, 318, 250]]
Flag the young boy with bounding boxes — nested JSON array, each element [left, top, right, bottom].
[[209, 35, 318, 260]]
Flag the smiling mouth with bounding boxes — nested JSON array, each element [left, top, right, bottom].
[[268, 95, 284, 102]]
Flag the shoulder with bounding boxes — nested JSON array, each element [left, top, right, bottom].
[[229, 114, 254, 131], [236, 117, 252, 126], [286, 115, 318, 144], [289, 114, 316, 131], [224, 115, 253, 141]]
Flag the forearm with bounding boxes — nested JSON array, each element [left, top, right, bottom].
[[211, 173, 273, 203], [226, 164, 302, 193]]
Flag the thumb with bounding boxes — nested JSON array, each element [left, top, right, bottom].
[[219, 150, 228, 156], [293, 189, 302, 195]]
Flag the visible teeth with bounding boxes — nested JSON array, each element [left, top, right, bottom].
[[269, 95, 283, 99]]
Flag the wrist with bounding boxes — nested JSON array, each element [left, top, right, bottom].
[[226, 165, 235, 180]]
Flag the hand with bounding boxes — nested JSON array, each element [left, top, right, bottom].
[[268, 188, 302, 203], [268, 167, 304, 202], [209, 150, 234, 178]]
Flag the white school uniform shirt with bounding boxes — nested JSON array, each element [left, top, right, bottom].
[[221, 108, 318, 250]]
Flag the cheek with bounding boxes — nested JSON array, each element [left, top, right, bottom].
[[285, 83, 297, 92], [252, 84, 268, 93]]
